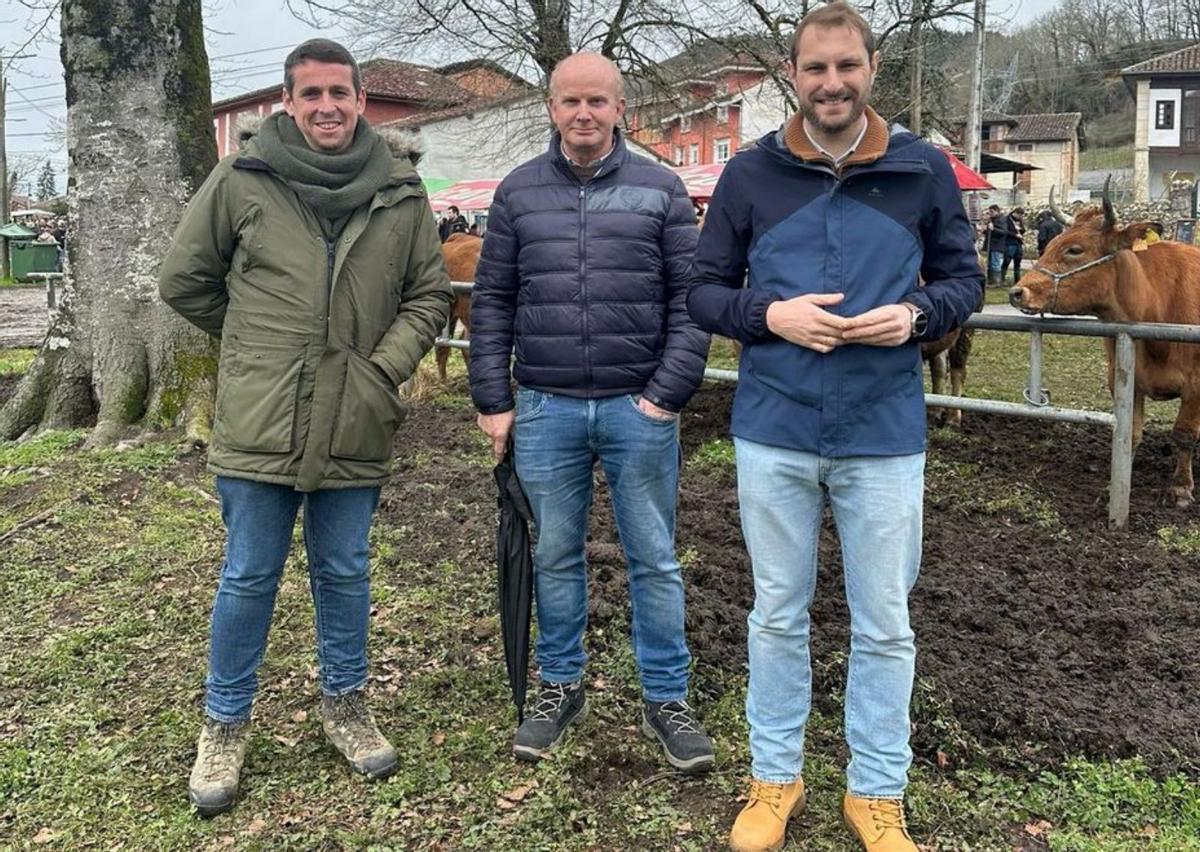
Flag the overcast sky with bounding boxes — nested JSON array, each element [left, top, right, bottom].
[[3, 0, 1061, 195]]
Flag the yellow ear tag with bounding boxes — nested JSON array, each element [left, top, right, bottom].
[[1144, 229, 1161, 244], [1132, 239, 1148, 252]]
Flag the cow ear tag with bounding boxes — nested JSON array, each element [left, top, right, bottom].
[[1144, 229, 1161, 245], [1132, 238, 1148, 252]]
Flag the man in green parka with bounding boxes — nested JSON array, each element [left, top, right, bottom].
[[159, 38, 452, 817]]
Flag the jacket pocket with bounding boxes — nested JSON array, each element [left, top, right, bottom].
[[745, 341, 824, 409], [330, 351, 408, 462], [214, 337, 305, 454]]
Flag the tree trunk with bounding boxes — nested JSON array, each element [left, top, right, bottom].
[[0, 0, 218, 445]]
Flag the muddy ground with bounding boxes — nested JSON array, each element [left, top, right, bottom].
[[386, 383, 1200, 777], [4, 376, 1197, 778]]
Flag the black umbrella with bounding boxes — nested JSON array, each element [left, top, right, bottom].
[[493, 439, 535, 723]]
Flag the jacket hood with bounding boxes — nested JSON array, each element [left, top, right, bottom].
[[233, 113, 425, 166]]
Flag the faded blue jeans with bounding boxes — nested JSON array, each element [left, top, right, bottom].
[[735, 438, 924, 798], [205, 476, 381, 723], [513, 388, 691, 703]]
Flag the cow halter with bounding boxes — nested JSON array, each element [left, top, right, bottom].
[[1029, 251, 1117, 314]]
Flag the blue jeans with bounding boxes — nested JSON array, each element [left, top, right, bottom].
[[735, 438, 924, 797], [513, 389, 691, 702], [205, 476, 381, 723]]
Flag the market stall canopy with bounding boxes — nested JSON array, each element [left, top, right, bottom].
[[427, 179, 501, 213], [10, 209, 54, 219], [672, 163, 724, 201], [422, 177, 456, 195], [941, 149, 994, 190]]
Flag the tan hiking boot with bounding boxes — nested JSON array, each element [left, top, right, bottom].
[[188, 718, 250, 817], [843, 794, 918, 852], [321, 690, 397, 779], [729, 778, 806, 852]]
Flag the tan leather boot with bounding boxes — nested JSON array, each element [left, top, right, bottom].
[[729, 778, 806, 852], [843, 794, 918, 852], [188, 718, 250, 817]]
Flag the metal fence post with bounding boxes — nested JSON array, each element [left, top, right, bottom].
[[1024, 330, 1049, 406], [1108, 333, 1136, 529]]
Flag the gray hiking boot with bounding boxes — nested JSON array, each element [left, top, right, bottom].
[[188, 718, 250, 817], [321, 690, 398, 780], [513, 680, 587, 762], [642, 699, 715, 774]]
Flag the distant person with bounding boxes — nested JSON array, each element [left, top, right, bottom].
[[984, 203, 1006, 285], [1036, 210, 1063, 256], [438, 205, 469, 241], [1001, 207, 1025, 284], [34, 228, 57, 244]]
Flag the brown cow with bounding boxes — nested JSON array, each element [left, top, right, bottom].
[[922, 327, 974, 427], [1009, 182, 1200, 507], [437, 233, 483, 382]]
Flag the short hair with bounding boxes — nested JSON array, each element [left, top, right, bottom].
[[790, 1, 876, 64], [449, 205, 460, 214], [1012, 207, 1025, 215], [988, 204, 1001, 212], [284, 39, 361, 94]]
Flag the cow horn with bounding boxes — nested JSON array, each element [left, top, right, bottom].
[[1102, 174, 1117, 229], [1048, 185, 1073, 226]]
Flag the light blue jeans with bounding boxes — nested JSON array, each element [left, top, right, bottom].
[[735, 437, 924, 797], [205, 476, 381, 723], [513, 388, 691, 702]]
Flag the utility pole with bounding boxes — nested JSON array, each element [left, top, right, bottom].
[[909, 0, 924, 136], [1, 71, 10, 280], [964, 0, 987, 171]]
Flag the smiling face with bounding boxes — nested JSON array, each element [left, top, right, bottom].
[[281, 59, 366, 153], [789, 23, 879, 136]]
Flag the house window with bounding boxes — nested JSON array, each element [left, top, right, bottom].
[[1183, 89, 1200, 149], [1016, 143, 1034, 152], [674, 145, 684, 164], [981, 124, 993, 141], [714, 138, 731, 163], [716, 104, 729, 124], [1156, 100, 1176, 130], [681, 114, 692, 133], [689, 143, 699, 164]]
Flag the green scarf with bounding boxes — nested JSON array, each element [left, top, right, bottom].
[[252, 112, 394, 225]]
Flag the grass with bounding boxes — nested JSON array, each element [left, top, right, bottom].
[[1080, 144, 1134, 172], [0, 348, 36, 375], [2, 343, 1198, 850]]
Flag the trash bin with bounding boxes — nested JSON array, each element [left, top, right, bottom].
[[9, 240, 59, 282]]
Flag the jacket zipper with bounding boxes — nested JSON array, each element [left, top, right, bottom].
[[578, 184, 590, 385]]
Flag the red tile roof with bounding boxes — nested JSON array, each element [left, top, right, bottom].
[[1004, 112, 1082, 142], [1122, 43, 1200, 76]]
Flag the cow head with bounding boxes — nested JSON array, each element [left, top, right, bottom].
[[1009, 179, 1158, 316]]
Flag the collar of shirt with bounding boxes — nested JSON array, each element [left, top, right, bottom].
[[804, 116, 869, 167], [560, 140, 616, 169]]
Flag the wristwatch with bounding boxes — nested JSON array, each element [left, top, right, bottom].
[[902, 302, 928, 337]]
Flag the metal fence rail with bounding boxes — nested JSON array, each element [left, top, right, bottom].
[[438, 281, 1200, 529]]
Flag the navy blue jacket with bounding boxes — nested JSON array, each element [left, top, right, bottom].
[[469, 131, 710, 414], [687, 125, 983, 457]]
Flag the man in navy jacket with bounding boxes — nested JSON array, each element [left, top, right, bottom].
[[469, 52, 714, 775], [687, 5, 982, 851]]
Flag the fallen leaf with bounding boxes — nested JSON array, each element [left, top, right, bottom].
[[676, 821, 693, 835], [291, 710, 308, 724], [247, 818, 267, 834], [495, 797, 517, 811], [1139, 825, 1159, 837], [273, 733, 300, 748], [500, 781, 537, 803], [936, 749, 949, 770], [1024, 819, 1052, 838], [33, 827, 56, 844], [432, 731, 446, 746]]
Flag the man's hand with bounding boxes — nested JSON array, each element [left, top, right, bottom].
[[637, 397, 677, 421], [841, 304, 913, 347], [477, 409, 515, 460], [765, 293, 848, 353]]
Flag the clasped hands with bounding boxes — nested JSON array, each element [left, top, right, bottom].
[[765, 293, 913, 353]]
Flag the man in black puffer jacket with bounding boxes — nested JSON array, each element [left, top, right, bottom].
[[469, 52, 713, 775]]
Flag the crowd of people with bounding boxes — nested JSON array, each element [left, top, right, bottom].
[[158, 8, 987, 850]]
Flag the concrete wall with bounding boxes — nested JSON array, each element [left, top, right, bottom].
[[411, 97, 550, 182]]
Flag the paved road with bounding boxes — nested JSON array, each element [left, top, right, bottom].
[[0, 286, 49, 349]]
